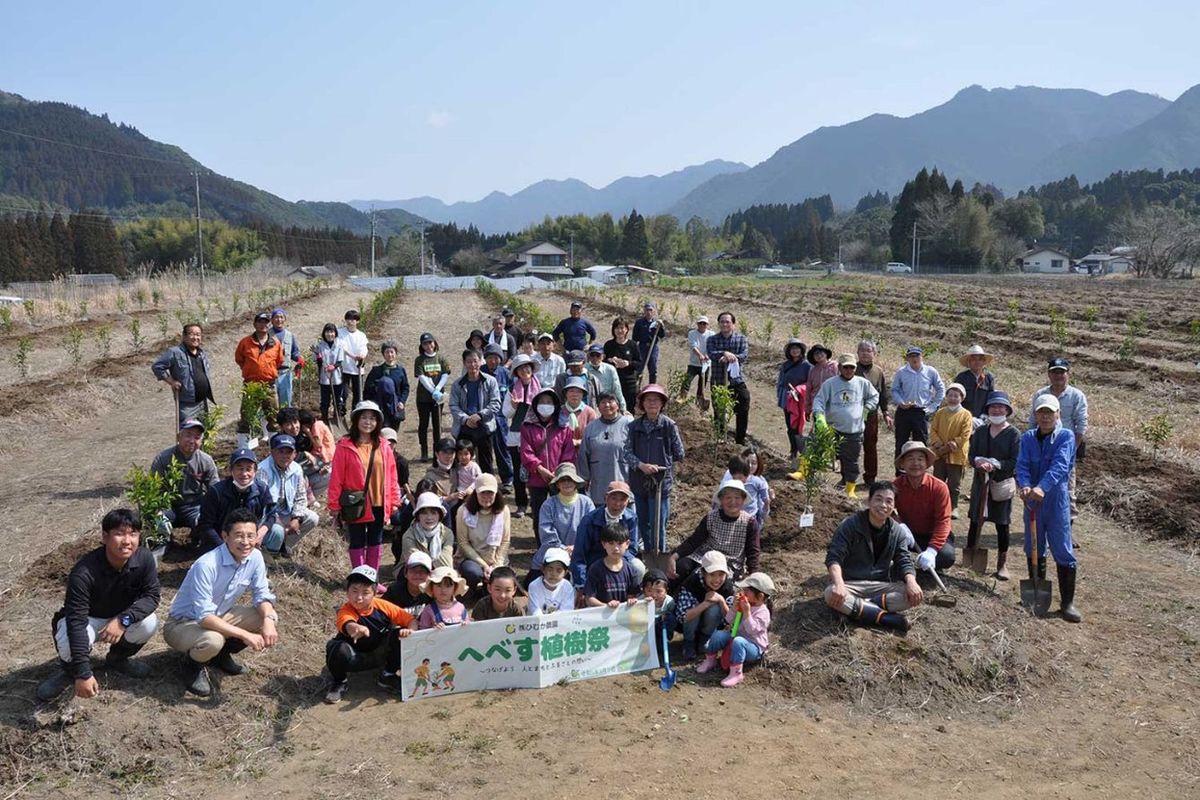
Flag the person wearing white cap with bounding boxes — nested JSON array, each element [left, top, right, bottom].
[[328, 401, 402, 575], [811, 353, 879, 497], [1017, 393, 1081, 622], [527, 547, 577, 615], [682, 315, 714, 406], [697, 571, 775, 687], [383, 551, 434, 618], [667, 478, 761, 583], [675, 550, 735, 660], [929, 382, 974, 517], [323, 564, 417, 703], [1028, 357, 1088, 528], [890, 346, 946, 462], [399, 492, 456, 571]]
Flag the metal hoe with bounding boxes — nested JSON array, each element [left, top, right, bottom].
[[962, 473, 991, 574], [1020, 506, 1054, 615]]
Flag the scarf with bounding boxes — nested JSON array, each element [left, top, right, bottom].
[[461, 509, 506, 548], [510, 374, 542, 404], [416, 523, 444, 561]]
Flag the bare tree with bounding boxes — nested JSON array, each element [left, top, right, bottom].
[[989, 234, 1026, 273], [1112, 207, 1200, 278]]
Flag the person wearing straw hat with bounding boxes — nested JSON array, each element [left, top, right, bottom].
[[624, 383, 686, 552], [1028, 357, 1088, 531], [825, 481, 923, 632], [667, 478, 761, 583], [890, 346, 946, 462], [416, 566, 469, 629], [530, 463, 595, 584], [1017, 394, 1080, 622], [892, 440, 956, 572], [954, 344, 997, 421], [811, 353, 879, 497], [929, 383, 974, 517], [399, 492, 456, 571], [454, 473, 511, 590], [966, 391, 1021, 580]]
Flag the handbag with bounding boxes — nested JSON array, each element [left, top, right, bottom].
[[989, 476, 1016, 502], [339, 441, 379, 522]]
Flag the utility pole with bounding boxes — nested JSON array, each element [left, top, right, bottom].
[[420, 228, 426, 275], [193, 169, 205, 293], [369, 207, 377, 278], [910, 221, 917, 274], [569, 230, 575, 271]]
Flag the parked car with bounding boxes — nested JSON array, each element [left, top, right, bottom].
[[884, 262, 912, 274]]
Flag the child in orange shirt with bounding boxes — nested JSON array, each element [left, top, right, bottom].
[[324, 565, 416, 703]]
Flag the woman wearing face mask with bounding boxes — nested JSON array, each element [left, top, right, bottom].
[[929, 383, 973, 517], [503, 354, 540, 517], [519, 387, 576, 540], [965, 392, 1021, 580], [311, 323, 346, 426]]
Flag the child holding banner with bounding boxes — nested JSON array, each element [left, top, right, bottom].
[[584, 525, 642, 608], [469, 566, 524, 620], [527, 548, 577, 615], [418, 566, 469, 628], [642, 568, 677, 665], [324, 565, 417, 704], [697, 571, 775, 688]]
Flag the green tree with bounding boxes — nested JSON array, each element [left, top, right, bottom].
[[618, 209, 649, 263]]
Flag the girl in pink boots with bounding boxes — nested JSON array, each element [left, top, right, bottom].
[[696, 572, 775, 687]]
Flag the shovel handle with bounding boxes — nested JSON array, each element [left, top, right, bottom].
[[1028, 502, 1040, 571], [927, 567, 948, 592]]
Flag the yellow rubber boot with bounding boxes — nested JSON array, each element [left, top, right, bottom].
[[788, 462, 808, 482], [846, 481, 858, 498]]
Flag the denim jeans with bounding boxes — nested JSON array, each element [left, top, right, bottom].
[[635, 489, 671, 552], [704, 630, 762, 665], [682, 602, 724, 653], [276, 370, 294, 408]]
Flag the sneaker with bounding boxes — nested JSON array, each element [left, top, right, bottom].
[[377, 672, 401, 693], [512, 507, 526, 519], [35, 668, 74, 702], [324, 679, 349, 704]]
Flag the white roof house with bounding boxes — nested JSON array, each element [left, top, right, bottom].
[[1076, 253, 1135, 275], [1019, 247, 1073, 274], [489, 241, 574, 279], [583, 265, 630, 284]]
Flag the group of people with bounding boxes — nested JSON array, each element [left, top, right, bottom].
[[37, 296, 1087, 706]]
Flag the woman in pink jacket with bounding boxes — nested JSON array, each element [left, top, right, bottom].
[[327, 400, 401, 575], [520, 387, 576, 543]]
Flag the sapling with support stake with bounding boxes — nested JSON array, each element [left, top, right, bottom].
[[796, 421, 840, 528]]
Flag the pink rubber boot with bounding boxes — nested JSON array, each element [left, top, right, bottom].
[[720, 663, 745, 688], [348, 548, 365, 568], [696, 653, 719, 674]]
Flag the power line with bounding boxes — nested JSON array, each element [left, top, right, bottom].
[[0, 127, 194, 167]]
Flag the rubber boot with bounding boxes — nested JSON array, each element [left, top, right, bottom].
[[36, 661, 75, 702], [846, 481, 857, 498], [855, 599, 911, 632], [720, 663, 745, 688], [365, 544, 383, 573], [788, 462, 808, 482], [995, 550, 1010, 581], [1057, 564, 1082, 623], [349, 547, 366, 568], [211, 640, 249, 675], [184, 657, 211, 697], [695, 653, 719, 674], [105, 638, 150, 678]]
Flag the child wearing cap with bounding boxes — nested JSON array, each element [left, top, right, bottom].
[[399, 492, 456, 571], [417, 566, 469, 628], [383, 551, 434, 618], [324, 565, 417, 703], [697, 572, 775, 687], [641, 569, 677, 665], [469, 566, 523, 620], [527, 547, 577, 615], [675, 550, 735, 661], [584, 525, 641, 608], [930, 383, 974, 516], [623, 383, 685, 553]]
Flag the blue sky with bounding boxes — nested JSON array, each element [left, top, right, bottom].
[[1, 1, 1196, 203]]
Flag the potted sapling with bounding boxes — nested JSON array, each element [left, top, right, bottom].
[[124, 459, 183, 566]]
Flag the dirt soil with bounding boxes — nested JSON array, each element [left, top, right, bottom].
[[1, 282, 1198, 799]]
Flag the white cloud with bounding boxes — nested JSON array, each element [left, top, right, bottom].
[[426, 110, 452, 128]]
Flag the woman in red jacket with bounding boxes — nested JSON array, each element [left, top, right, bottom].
[[327, 400, 401, 575], [520, 387, 576, 544]]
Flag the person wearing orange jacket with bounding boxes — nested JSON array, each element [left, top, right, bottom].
[[234, 311, 285, 434]]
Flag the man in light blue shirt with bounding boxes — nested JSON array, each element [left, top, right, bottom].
[[890, 346, 946, 464], [258, 433, 319, 555], [164, 508, 279, 697]]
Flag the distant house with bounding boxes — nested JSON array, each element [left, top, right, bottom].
[[68, 273, 120, 287], [583, 265, 630, 285], [1076, 252, 1135, 276], [287, 265, 335, 279], [1019, 248, 1073, 274], [487, 241, 574, 280]]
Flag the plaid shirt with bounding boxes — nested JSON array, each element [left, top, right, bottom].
[[706, 332, 748, 386]]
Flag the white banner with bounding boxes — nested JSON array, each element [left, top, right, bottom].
[[399, 601, 659, 701]]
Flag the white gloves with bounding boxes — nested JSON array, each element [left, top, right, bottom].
[[916, 547, 938, 572], [972, 416, 986, 429]]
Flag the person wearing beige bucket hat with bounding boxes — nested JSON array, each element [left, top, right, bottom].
[[893, 440, 956, 572], [417, 565, 469, 628], [954, 344, 997, 419], [929, 382, 974, 517]]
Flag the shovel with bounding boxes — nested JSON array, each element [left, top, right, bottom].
[[962, 473, 991, 574], [1020, 505, 1054, 616], [658, 623, 676, 691], [925, 566, 958, 607], [653, 476, 666, 553]]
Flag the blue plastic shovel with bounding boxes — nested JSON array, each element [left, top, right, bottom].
[[658, 624, 676, 691]]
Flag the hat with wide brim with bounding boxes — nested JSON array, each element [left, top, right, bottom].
[[782, 338, 807, 359], [510, 353, 536, 372], [959, 344, 994, 367], [894, 440, 938, 469], [984, 391, 1013, 416], [420, 566, 467, 597], [562, 375, 589, 399], [807, 344, 833, 363], [736, 572, 776, 596], [464, 330, 486, 349], [351, 400, 383, 425], [552, 462, 585, 487], [637, 383, 669, 409], [413, 492, 446, 519], [716, 478, 748, 500]]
